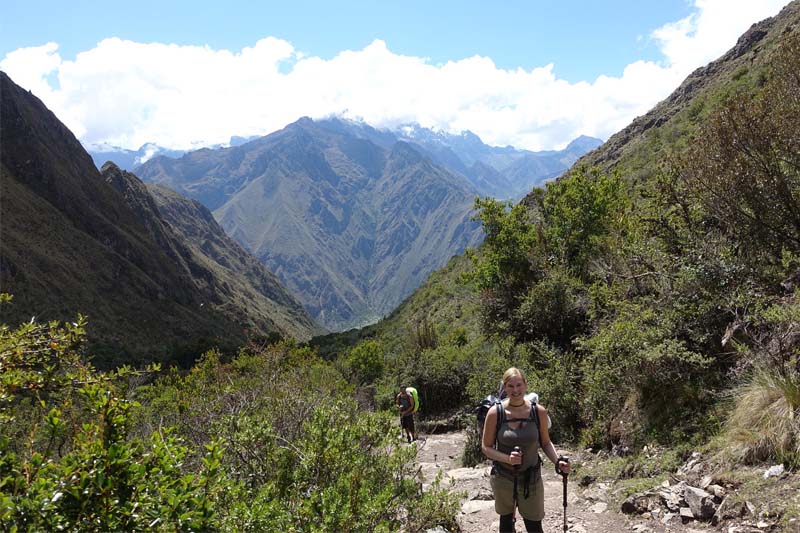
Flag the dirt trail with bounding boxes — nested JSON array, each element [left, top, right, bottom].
[[416, 431, 710, 533]]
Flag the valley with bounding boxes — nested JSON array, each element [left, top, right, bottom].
[[2, 1, 800, 531]]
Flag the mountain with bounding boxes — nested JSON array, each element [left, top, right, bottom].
[[136, 118, 484, 330], [93, 119, 599, 201], [392, 124, 602, 198], [88, 135, 259, 171], [0, 71, 320, 365], [89, 143, 188, 171]]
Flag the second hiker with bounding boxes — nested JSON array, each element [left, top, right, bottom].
[[395, 385, 417, 443]]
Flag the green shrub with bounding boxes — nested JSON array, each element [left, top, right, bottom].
[[0, 303, 224, 531], [343, 339, 386, 385]]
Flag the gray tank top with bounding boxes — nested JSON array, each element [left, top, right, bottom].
[[495, 402, 540, 476]]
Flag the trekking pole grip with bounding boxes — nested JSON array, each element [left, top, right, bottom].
[[556, 455, 569, 476]]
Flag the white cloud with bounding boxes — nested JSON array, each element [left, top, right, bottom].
[[0, 1, 790, 152], [652, 0, 787, 75]]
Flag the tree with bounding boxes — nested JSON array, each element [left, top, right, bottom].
[[680, 33, 800, 263]]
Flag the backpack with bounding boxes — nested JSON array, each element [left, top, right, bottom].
[[406, 387, 420, 413], [473, 391, 550, 435]]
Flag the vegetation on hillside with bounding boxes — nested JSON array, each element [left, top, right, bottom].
[[316, 30, 800, 478], [0, 295, 460, 531]]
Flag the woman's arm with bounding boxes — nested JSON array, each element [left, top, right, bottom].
[[481, 403, 521, 466], [538, 405, 571, 473]]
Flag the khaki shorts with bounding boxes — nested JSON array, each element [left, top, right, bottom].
[[490, 467, 545, 520]]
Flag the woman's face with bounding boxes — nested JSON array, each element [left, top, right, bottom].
[[504, 376, 527, 402]]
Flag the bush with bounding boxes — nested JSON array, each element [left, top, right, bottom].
[[0, 302, 224, 531], [135, 341, 462, 531], [524, 342, 582, 443], [343, 339, 386, 386]]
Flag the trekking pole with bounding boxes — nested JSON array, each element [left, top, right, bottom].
[[559, 457, 570, 532], [512, 446, 521, 525]]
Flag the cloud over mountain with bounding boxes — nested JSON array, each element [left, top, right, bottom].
[[0, 0, 786, 153]]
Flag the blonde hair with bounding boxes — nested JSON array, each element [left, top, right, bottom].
[[502, 367, 527, 386]]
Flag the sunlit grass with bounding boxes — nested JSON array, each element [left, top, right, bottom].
[[725, 369, 800, 467]]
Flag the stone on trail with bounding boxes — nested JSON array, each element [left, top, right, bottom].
[[589, 501, 608, 513], [446, 467, 487, 483], [621, 493, 656, 514], [465, 486, 493, 501], [582, 484, 608, 502], [684, 485, 717, 519], [460, 499, 494, 514], [763, 464, 784, 479]]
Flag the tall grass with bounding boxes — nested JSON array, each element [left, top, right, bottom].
[[725, 369, 800, 467]]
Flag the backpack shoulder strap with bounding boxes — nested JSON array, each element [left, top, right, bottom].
[[494, 402, 504, 446], [530, 402, 541, 442]]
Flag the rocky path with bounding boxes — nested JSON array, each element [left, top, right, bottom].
[[415, 431, 715, 533]]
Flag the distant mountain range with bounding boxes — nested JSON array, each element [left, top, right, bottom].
[[89, 123, 601, 201], [88, 135, 258, 170], [391, 124, 601, 199], [0, 72, 321, 365]]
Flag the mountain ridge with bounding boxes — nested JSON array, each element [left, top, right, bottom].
[[0, 71, 321, 364], [137, 118, 485, 330]]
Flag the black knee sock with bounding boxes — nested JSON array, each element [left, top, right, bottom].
[[523, 518, 543, 533], [499, 513, 514, 532]]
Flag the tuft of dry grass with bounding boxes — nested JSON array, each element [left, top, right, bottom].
[[725, 369, 800, 467]]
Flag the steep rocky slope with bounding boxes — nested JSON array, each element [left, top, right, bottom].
[[0, 72, 319, 365]]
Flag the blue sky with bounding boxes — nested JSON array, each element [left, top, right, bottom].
[[1, 1, 694, 82], [0, 1, 791, 151]]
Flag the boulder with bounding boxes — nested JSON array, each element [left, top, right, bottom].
[[446, 467, 487, 482], [589, 502, 608, 513], [763, 464, 785, 479], [684, 486, 717, 520], [707, 484, 726, 500], [659, 489, 684, 512], [622, 493, 656, 514], [461, 499, 495, 514], [466, 486, 494, 501]]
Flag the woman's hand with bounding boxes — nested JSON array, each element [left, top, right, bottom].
[[556, 456, 571, 474], [509, 448, 523, 466]]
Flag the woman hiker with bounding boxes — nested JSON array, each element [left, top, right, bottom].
[[482, 367, 571, 533]]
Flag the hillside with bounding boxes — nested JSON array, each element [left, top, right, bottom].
[[0, 71, 319, 365], [101, 162, 322, 341]]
